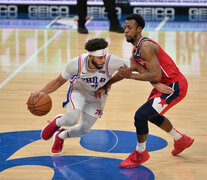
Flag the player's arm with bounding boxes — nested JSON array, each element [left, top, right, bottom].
[[107, 57, 146, 85], [36, 58, 77, 95], [39, 74, 67, 94], [119, 41, 162, 82], [130, 59, 174, 93], [94, 56, 130, 98], [104, 55, 131, 86]]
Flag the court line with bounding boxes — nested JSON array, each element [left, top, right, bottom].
[[0, 30, 63, 89], [46, 16, 61, 29], [155, 16, 169, 31], [60, 130, 119, 168], [46, 16, 93, 30]]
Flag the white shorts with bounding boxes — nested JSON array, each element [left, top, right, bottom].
[[65, 87, 107, 118]]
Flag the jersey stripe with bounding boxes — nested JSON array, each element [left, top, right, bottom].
[[62, 56, 82, 109], [62, 74, 78, 108], [137, 37, 150, 48], [105, 54, 111, 78], [160, 65, 170, 78], [77, 55, 82, 77]]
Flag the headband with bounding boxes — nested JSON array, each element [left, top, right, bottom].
[[88, 48, 108, 56]]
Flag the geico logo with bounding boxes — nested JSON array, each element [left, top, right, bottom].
[[87, 7, 121, 15], [0, 5, 18, 13], [0, 13, 18, 18], [133, 7, 175, 15], [28, 6, 69, 14], [189, 8, 207, 15], [29, 13, 68, 19], [142, 14, 174, 21]]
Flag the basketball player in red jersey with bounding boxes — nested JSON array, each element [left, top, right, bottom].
[[95, 14, 194, 168]]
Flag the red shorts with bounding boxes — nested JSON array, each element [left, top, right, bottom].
[[148, 73, 188, 115]]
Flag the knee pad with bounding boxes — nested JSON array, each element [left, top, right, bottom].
[[134, 100, 160, 135], [134, 110, 149, 135], [149, 115, 165, 127]]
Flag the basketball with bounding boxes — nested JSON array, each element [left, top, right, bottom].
[[27, 92, 52, 116]]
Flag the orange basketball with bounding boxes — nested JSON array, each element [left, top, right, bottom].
[[27, 92, 52, 116]]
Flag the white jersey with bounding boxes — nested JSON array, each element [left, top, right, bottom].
[[61, 53, 130, 117]]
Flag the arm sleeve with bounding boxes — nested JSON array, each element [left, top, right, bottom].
[[61, 57, 79, 80], [107, 55, 131, 77]]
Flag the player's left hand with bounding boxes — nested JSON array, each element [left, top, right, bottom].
[[152, 82, 174, 94], [119, 65, 132, 79], [94, 84, 111, 98]]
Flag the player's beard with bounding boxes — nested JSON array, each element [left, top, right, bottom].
[[92, 58, 103, 69], [126, 36, 135, 44], [126, 34, 138, 44]]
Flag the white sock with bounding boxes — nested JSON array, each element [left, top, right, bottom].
[[136, 142, 146, 152], [169, 127, 182, 141], [56, 117, 62, 127], [58, 129, 69, 140]]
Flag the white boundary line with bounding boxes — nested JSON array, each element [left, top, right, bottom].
[[59, 130, 119, 168], [46, 16, 61, 29], [0, 30, 63, 89], [155, 16, 169, 31]]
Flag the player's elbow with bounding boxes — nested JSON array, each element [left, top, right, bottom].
[[153, 74, 162, 82]]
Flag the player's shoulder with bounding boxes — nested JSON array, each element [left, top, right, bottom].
[[140, 40, 157, 54], [107, 54, 130, 68], [140, 40, 152, 47]]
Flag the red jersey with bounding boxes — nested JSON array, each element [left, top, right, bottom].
[[133, 36, 180, 83]]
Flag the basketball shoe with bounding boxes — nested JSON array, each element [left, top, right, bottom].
[[120, 149, 150, 168], [50, 128, 65, 155], [41, 114, 63, 140], [171, 134, 194, 156]]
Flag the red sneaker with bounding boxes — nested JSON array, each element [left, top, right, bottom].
[[171, 134, 194, 156], [50, 128, 65, 155], [120, 149, 150, 168], [41, 114, 63, 140]]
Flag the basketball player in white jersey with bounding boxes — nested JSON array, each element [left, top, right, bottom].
[[35, 38, 173, 155]]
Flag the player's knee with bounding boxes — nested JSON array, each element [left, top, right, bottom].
[[79, 126, 91, 136], [134, 110, 147, 126], [149, 115, 165, 127], [65, 120, 77, 126], [134, 101, 161, 135], [60, 111, 80, 126], [134, 110, 149, 135]]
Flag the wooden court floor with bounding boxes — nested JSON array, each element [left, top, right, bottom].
[[0, 29, 207, 179]]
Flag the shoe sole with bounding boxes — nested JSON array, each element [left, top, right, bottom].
[[171, 138, 194, 156], [41, 114, 64, 141], [120, 154, 150, 168]]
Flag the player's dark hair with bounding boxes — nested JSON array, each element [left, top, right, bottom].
[[85, 38, 108, 51], [126, 14, 145, 29]]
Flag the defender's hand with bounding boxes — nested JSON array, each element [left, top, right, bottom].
[[119, 65, 132, 79]]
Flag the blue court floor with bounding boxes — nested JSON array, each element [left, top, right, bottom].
[[0, 129, 168, 179]]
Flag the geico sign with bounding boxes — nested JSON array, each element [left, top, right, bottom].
[[189, 8, 207, 15], [87, 6, 121, 15], [28, 6, 69, 14], [0, 5, 18, 13], [133, 7, 175, 15]]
